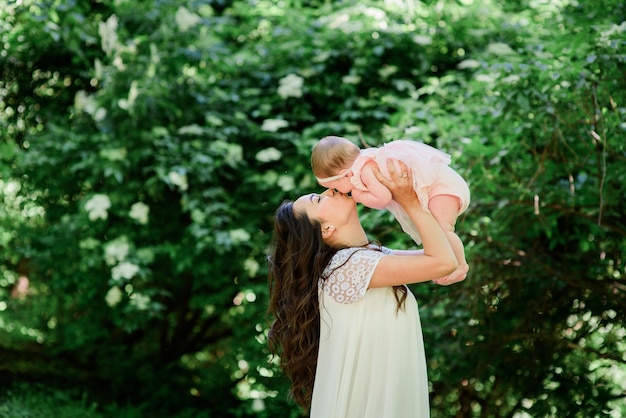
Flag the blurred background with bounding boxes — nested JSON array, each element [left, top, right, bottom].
[[0, 0, 624, 416]]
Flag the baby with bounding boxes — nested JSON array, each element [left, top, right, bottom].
[[311, 136, 470, 285]]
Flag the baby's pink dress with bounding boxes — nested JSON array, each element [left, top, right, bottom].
[[350, 140, 470, 245]]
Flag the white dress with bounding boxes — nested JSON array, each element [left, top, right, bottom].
[[310, 246, 430, 418], [350, 140, 471, 245]]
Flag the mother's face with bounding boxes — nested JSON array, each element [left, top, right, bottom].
[[293, 189, 356, 231]]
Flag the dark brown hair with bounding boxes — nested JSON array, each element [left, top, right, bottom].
[[267, 201, 336, 409]]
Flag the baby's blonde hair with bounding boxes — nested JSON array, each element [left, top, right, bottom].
[[311, 136, 360, 179]]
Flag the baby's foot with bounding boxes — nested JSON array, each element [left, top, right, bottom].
[[433, 263, 469, 286]]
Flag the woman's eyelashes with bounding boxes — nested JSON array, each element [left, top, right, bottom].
[[331, 189, 350, 196]]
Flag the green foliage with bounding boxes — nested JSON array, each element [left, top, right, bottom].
[[0, 381, 149, 418], [1, 0, 625, 417], [0, 383, 100, 418]]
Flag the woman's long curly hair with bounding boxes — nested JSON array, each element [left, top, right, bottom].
[[267, 201, 336, 410], [267, 200, 407, 410]]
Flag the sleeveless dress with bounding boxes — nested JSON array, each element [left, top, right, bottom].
[[310, 246, 430, 418], [350, 140, 470, 245]]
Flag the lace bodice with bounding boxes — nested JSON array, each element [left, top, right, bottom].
[[319, 246, 392, 304]]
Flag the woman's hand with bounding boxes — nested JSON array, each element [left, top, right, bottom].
[[371, 159, 419, 208], [369, 158, 458, 288]]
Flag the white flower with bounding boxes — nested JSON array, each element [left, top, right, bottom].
[[457, 59, 481, 70], [168, 171, 188, 191], [475, 73, 496, 83], [244, 258, 260, 277], [118, 81, 139, 110], [255, 147, 282, 163], [111, 261, 140, 281], [128, 80, 139, 107], [342, 75, 361, 84], [129, 202, 150, 224], [502, 74, 521, 84], [104, 237, 130, 265], [84, 194, 111, 221], [98, 15, 119, 56], [378, 65, 397, 79], [277, 74, 304, 98], [412, 34, 433, 46], [79, 238, 100, 250], [105, 287, 123, 307], [261, 119, 288, 132], [74, 91, 97, 115], [277, 175, 295, 191], [209, 141, 243, 167], [100, 148, 127, 161], [178, 124, 204, 135], [487, 42, 516, 56], [230, 228, 251, 243], [175, 6, 201, 32], [94, 107, 107, 122], [251, 398, 265, 412], [130, 293, 151, 310]]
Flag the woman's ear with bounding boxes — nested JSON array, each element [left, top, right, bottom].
[[321, 224, 335, 239]]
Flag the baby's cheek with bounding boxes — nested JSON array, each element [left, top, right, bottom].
[[338, 183, 353, 193]]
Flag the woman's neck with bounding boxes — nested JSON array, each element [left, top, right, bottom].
[[331, 225, 369, 248]]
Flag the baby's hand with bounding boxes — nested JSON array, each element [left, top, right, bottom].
[[371, 159, 418, 207]]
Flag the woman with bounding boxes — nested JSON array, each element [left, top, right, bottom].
[[268, 159, 457, 417]]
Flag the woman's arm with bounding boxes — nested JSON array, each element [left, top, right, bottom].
[[369, 160, 457, 288], [384, 249, 424, 256], [351, 161, 393, 210]]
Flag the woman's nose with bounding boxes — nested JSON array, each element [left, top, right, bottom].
[[321, 189, 335, 197]]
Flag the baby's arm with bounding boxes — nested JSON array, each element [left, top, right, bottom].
[[352, 161, 393, 210]]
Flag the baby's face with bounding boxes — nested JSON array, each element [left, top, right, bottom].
[[318, 170, 353, 194], [333, 176, 353, 194]]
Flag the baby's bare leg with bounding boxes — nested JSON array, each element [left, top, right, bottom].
[[428, 194, 468, 285]]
